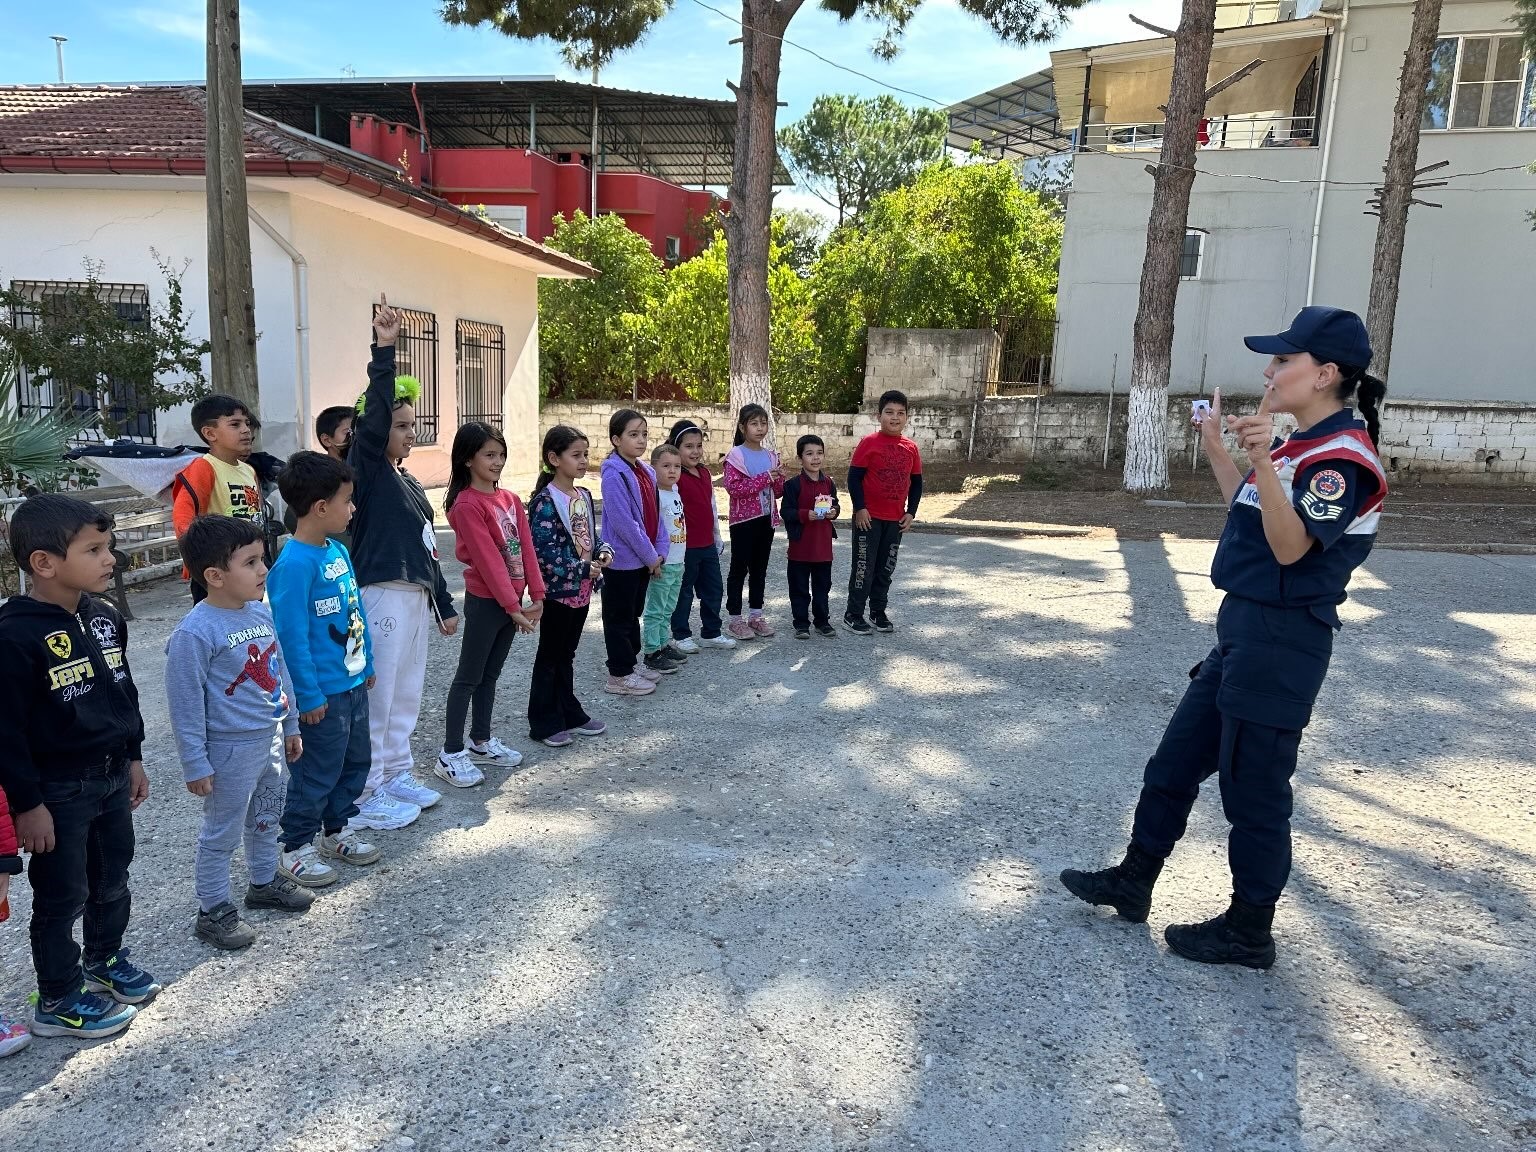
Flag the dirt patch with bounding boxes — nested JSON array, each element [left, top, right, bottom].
[[916, 463, 1536, 549]]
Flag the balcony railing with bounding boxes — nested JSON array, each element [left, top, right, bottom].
[[1089, 114, 1318, 152]]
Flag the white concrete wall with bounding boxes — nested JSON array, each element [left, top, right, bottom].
[[1053, 0, 1536, 404], [0, 182, 298, 452], [287, 195, 541, 487]]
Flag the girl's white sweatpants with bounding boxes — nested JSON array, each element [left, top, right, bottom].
[[362, 581, 433, 795]]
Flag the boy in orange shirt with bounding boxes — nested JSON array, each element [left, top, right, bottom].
[[172, 396, 264, 602]]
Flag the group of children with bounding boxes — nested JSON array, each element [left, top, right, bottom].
[[0, 293, 924, 1052]]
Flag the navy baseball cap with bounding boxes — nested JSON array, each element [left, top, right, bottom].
[[1244, 306, 1372, 369]]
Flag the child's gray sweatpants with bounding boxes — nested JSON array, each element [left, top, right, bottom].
[[197, 728, 288, 912]]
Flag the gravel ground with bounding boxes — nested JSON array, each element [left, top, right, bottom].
[[1, 535, 1533, 1151]]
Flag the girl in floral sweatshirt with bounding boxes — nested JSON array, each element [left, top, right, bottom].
[[437, 423, 545, 787], [721, 403, 786, 640], [528, 425, 614, 745]]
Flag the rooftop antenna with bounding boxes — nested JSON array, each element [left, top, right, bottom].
[[50, 35, 67, 83]]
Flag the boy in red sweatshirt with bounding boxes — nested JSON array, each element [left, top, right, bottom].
[[780, 435, 842, 640]]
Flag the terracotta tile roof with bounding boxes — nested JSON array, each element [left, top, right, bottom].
[[0, 85, 595, 278]]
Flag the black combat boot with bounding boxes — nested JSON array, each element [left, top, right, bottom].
[[1164, 896, 1276, 970], [1059, 843, 1164, 923]]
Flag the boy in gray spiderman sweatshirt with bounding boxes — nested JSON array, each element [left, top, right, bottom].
[[166, 516, 312, 950]]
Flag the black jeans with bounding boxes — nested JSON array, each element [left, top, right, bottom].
[[846, 517, 904, 619], [444, 592, 518, 753], [787, 560, 833, 629], [1129, 596, 1332, 906], [28, 757, 135, 1003], [726, 517, 775, 615], [600, 567, 650, 677], [672, 545, 725, 640], [528, 599, 593, 740]]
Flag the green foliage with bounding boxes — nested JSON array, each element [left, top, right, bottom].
[[538, 211, 665, 398], [773, 207, 827, 276], [1516, 0, 1536, 57], [0, 257, 211, 441], [648, 223, 821, 407], [811, 159, 1063, 408], [777, 94, 948, 225], [441, 0, 671, 73]]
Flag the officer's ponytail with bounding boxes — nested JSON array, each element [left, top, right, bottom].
[[1338, 367, 1386, 448]]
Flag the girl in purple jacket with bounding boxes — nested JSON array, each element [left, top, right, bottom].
[[598, 410, 670, 696]]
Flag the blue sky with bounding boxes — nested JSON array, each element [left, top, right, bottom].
[[3, 0, 1179, 215]]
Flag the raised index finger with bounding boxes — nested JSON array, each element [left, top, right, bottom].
[[1256, 382, 1274, 417]]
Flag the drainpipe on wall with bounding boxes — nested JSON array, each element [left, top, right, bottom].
[[1306, 3, 1349, 305], [247, 205, 310, 454]]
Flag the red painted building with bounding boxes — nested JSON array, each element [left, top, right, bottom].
[[244, 79, 782, 265]]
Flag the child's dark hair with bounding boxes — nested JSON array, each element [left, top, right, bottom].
[[1335, 367, 1387, 448], [796, 434, 824, 458], [669, 419, 705, 446], [532, 425, 590, 497], [8, 493, 113, 576], [179, 515, 264, 588], [609, 408, 646, 452], [190, 395, 252, 444], [877, 390, 908, 413], [278, 451, 354, 517], [315, 405, 354, 447], [444, 422, 507, 514], [650, 443, 681, 466], [732, 403, 770, 447]]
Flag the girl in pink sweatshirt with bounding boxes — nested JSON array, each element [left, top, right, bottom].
[[437, 423, 546, 787]]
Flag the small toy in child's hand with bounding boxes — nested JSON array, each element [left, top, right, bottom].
[[1191, 399, 1212, 425], [813, 494, 833, 518]]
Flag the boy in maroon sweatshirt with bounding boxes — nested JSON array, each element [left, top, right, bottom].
[[779, 435, 842, 639]]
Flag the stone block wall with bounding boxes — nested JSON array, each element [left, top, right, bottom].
[[539, 394, 1536, 483], [862, 328, 998, 406]]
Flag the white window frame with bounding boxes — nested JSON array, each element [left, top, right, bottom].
[[481, 204, 529, 235], [1422, 33, 1536, 132], [1179, 230, 1207, 281], [664, 235, 681, 264]]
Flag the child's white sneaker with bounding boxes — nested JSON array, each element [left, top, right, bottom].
[[278, 842, 338, 888], [318, 828, 381, 866], [383, 774, 442, 810], [702, 634, 738, 649], [434, 748, 487, 788], [671, 637, 701, 655], [351, 790, 421, 830], [467, 737, 523, 768]]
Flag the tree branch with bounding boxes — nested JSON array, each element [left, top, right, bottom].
[[1157, 59, 1265, 115], [1129, 13, 1177, 37]]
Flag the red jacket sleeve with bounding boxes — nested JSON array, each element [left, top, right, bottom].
[[172, 457, 215, 537], [451, 498, 524, 617], [0, 782, 17, 859]]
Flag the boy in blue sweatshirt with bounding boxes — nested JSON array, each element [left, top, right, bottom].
[[166, 516, 313, 950], [267, 452, 379, 888]]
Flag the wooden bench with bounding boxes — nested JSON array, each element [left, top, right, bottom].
[[103, 506, 179, 620]]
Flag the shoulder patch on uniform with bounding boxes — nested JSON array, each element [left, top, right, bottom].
[[1300, 492, 1345, 522], [1308, 468, 1347, 501]]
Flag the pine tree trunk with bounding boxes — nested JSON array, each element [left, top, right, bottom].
[[1366, 0, 1444, 382], [1122, 0, 1218, 492], [205, 0, 261, 421], [725, 0, 802, 439]]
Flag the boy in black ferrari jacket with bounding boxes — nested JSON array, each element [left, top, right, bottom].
[[0, 494, 160, 1040]]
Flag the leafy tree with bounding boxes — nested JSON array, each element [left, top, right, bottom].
[[773, 207, 826, 275], [442, 0, 671, 73], [811, 159, 1062, 409], [538, 211, 665, 398], [0, 257, 211, 440], [777, 94, 947, 225]]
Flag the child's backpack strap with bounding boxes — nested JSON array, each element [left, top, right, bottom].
[[174, 472, 202, 515]]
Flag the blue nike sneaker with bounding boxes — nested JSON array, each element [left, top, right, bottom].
[[32, 985, 138, 1039], [82, 950, 161, 1005]]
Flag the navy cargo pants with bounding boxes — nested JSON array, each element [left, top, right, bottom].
[[1130, 595, 1334, 907]]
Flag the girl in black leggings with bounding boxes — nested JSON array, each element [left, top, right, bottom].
[[720, 404, 785, 640]]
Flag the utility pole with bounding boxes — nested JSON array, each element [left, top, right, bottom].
[[205, 0, 262, 422], [50, 36, 67, 83]]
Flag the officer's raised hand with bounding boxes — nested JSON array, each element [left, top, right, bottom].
[[1227, 383, 1277, 469]]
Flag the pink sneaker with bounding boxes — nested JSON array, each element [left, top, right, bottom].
[[725, 618, 756, 641], [0, 1015, 31, 1058], [605, 673, 656, 696], [748, 616, 775, 638], [633, 664, 663, 683]]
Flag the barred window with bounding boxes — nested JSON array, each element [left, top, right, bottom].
[[7, 279, 157, 443], [455, 319, 505, 428], [1179, 231, 1206, 280], [375, 302, 441, 445]]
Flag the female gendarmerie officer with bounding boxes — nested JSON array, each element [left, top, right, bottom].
[[1060, 306, 1388, 969]]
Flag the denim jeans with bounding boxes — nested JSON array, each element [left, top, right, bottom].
[[28, 756, 135, 1003], [671, 545, 725, 641], [279, 684, 371, 849]]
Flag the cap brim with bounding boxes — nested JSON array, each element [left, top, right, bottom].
[[1244, 333, 1302, 355]]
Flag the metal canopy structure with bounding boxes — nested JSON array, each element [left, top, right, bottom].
[[240, 76, 789, 187], [945, 70, 1073, 161]]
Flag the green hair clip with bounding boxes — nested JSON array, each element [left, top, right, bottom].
[[356, 374, 423, 416]]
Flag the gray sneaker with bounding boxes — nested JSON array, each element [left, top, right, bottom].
[[196, 902, 257, 950], [245, 876, 316, 912]]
